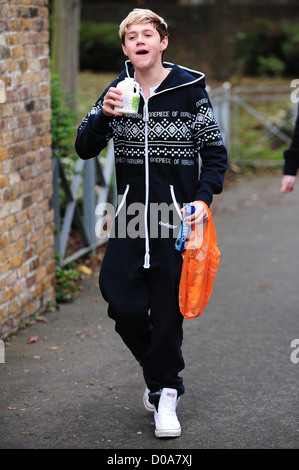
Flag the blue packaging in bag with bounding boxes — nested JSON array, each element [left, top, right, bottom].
[[175, 204, 195, 253]]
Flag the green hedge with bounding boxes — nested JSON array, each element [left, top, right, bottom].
[[232, 19, 299, 77], [80, 22, 124, 72]]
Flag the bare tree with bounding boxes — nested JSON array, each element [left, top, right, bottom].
[[51, 0, 81, 109]]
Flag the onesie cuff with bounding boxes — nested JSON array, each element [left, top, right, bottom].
[[194, 189, 212, 207]]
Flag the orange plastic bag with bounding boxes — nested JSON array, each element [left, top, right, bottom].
[[179, 202, 220, 319]]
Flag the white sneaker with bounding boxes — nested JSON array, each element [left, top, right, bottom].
[[154, 388, 181, 438], [143, 387, 155, 412]]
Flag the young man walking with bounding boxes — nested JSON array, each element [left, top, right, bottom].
[[75, 8, 228, 438]]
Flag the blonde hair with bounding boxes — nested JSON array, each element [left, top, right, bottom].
[[119, 8, 168, 44]]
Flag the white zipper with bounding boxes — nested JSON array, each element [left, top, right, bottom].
[[170, 185, 183, 220], [115, 184, 129, 218], [143, 100, 150, 269]]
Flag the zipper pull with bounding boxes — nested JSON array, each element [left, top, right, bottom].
[[143, 101, 149, 122], [143, 251, 150, 269]]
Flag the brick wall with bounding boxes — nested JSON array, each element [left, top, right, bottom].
[[0, 0, 55, 339]]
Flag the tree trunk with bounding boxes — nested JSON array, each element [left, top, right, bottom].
[[51, 0, 81, 110]]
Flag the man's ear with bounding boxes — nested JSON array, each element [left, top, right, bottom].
[[122, 43, 128, 56], [160, 36, 168, 53]]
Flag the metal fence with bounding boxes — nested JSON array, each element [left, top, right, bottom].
[[53, 83, 296, 264], [208, 82, 232, 155], [231, 85, 295, 163], [52, 141, 116, 266], [209, 83, 296, 165]]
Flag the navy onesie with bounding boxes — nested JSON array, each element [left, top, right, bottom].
[[75, 61, 228, 395]]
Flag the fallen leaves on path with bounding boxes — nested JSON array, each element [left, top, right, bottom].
[[27, 336, 39, 344]]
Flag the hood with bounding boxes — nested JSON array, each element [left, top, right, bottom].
[[118, 60, 206, 93]]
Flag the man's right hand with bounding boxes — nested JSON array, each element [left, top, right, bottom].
[[102, 87, 123, 117], [281, 175, 296, 193]]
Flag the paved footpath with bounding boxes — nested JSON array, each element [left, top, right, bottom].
[[0, 174, 298, 451]]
